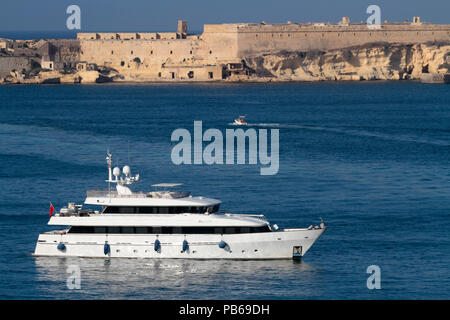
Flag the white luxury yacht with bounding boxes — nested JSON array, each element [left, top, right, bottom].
[[33, 152, 326, 259]]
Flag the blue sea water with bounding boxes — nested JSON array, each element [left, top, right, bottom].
[[0, 82, 449, 299]]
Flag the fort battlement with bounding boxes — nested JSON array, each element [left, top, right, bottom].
[[73, 18, 450, 81], [2, 17, 449, 84]]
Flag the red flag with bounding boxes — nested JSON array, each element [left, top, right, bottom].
[[49, 203, 55, 217]]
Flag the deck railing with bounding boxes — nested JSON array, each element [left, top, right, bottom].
[[86, 190, 191, 199], [86, 190, 148, 198]]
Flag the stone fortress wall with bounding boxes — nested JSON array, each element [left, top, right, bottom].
[[235, 18, 450, 56], [77, 20, 238, 80], [75, 17, 450, 81]]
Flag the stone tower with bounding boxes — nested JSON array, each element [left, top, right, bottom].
[[177, 20, 188, 35]]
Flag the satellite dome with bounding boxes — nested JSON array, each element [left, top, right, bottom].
[[123, 165, 131, 176], [113, 167, 121, 177]]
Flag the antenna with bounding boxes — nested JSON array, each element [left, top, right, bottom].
[[127, 141, 131, 165], [106, 149, 112, 201]]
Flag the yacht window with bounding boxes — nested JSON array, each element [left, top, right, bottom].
[[189, 207, 197, 213], [152, 227, 162, 234], [135, 227, 148, 234], [172, 227, 182, 234], [121, 227, 134, 234], [159, 207, 169, 214], [107, 226, 120, 233], [119, 207, 134, 213], [162, 227, 172, 234], [103, 205, 220, 214], [225, 227, 236, 234], [95, 227, 106, 233], [68, 225, 271, 234], [69, 226, 93, 233]]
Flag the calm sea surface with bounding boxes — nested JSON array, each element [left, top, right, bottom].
[[0, 82, 449, 299]]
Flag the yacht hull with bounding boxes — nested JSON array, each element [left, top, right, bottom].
[[33, 228, 326, 259]]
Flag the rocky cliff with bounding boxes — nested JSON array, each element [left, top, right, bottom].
[[2, 41, 450, 84], [244, 42, 450, 81]]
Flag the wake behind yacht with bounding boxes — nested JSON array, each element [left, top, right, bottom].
[[33, 152, 326, 259]]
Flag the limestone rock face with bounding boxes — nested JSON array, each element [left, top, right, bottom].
[[243, 43, 450, 81]]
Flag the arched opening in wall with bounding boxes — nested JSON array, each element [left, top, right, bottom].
[[255, 34, 258, 38], [121, 61, 125, 67], [304, 34, 307, 37], [131, 51, 133, 55], [150, 50, 153, 55], [188, 71, 194, 79], [279, 34, 282, 37], [272, 34, 274, 37], [111, 51, 114, 55], [190, 50, 192, 54], [422, 64, 429, 73], [209, 50, 212, 54], [208, 72, 213, 79], [353, 33, 356, 36], [170, 50, 173, 54]]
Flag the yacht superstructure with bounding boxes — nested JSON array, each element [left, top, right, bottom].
[[33, 152, 326, 259]]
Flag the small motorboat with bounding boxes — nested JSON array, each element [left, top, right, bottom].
[[234, 115, 247, 125]]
